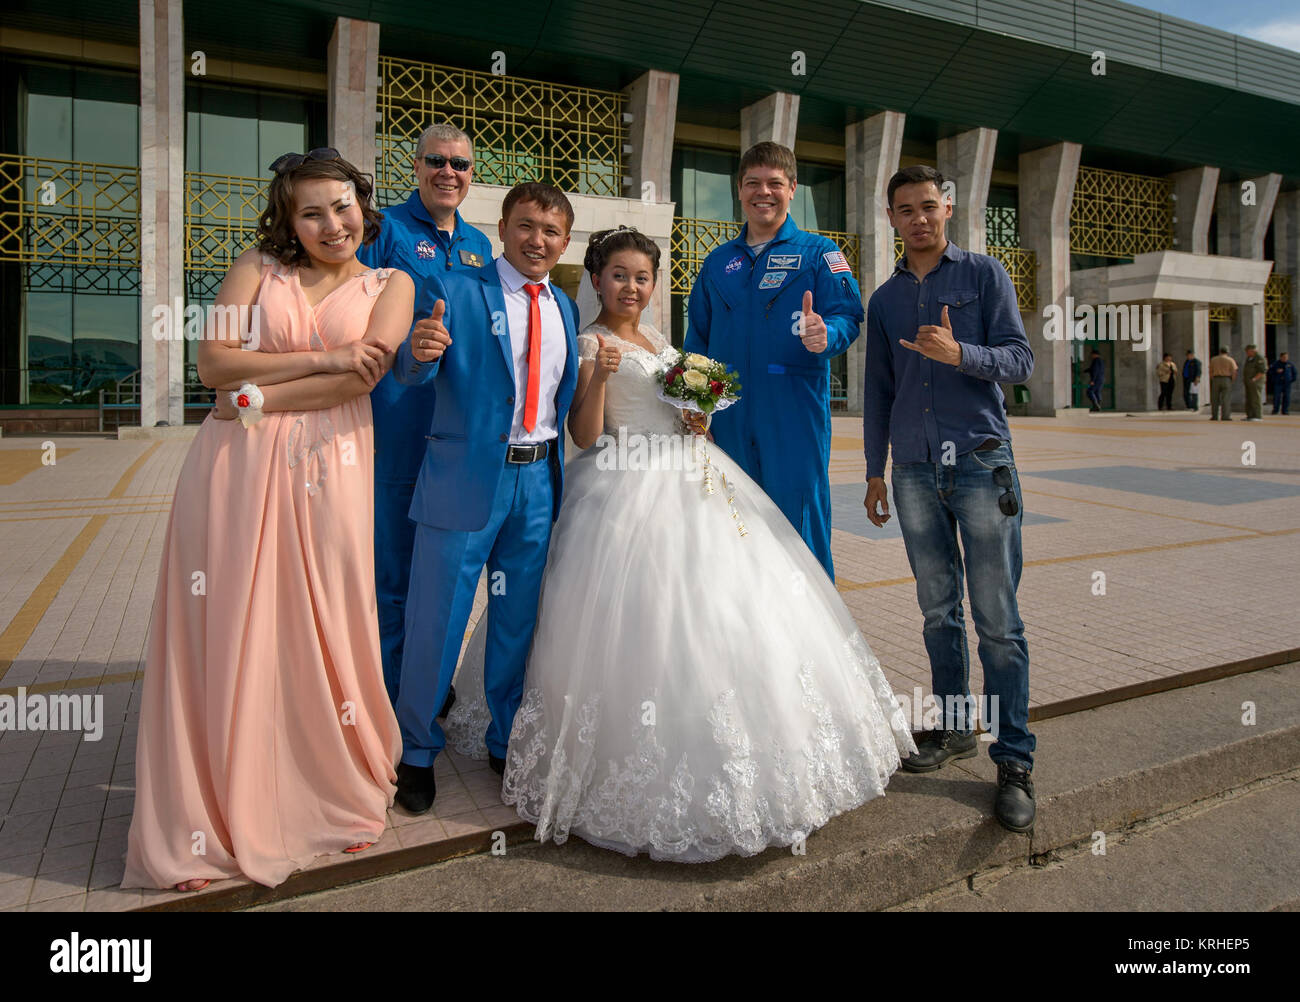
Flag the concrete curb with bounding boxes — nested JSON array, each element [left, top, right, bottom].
[[250, 663, 1300, 911], [117, 425, 200, 440]]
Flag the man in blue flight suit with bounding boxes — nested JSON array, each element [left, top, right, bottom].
[[357, 123, 493, 706], [685, 141, 864, 581]]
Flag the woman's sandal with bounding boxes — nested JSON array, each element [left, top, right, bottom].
[[174, 878, 210, 892], [343, 841, 374, 854]]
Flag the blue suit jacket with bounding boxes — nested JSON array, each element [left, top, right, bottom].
[[393, 259, 580, 533]]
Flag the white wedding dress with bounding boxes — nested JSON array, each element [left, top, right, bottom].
[[444, 321, 916, 862]]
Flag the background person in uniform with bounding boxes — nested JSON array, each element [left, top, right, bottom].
[[862, 164, 1036, 834], [1156, 353, 1176, 410], [684, 141, 864, 581], [1086, 348, 1105, 412], [357, 123, 492, 708], [1208, 346, 1237, 420], [1182, 348, 1201, 411], [1242, 344, 1267, 422], [1270, 351, 1295, 415], [389, 182, 580, 814]]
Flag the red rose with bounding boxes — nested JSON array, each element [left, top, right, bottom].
[[666, 371, 677, 386], [236, 394, 250, 408], [710, 380, 723, 395]]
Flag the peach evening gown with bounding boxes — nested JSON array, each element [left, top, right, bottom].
[[122, 254, 402, 890]]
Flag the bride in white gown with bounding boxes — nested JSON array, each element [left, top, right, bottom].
[[445, 226, 915, 862]]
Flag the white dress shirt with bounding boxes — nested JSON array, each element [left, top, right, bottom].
[[496, 255, 567, 445]]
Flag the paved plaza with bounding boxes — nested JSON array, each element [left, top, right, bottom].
[[0, 409, 1297, 910]]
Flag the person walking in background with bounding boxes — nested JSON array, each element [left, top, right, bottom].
[[1156, 352, 1177, 410], [1270, 351, 1295, 415], [1182, 348, 1201, 411], [1242, 344, 1267, 422], [1086, 348, 1105, 412], [1208, 346, 1237, 420]]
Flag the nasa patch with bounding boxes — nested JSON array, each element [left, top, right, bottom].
[[724, 255, 744, 274], [758, 271, 787, 289], [415, 240, 438, 261]]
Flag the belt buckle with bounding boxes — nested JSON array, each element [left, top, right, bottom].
[[507, 443, 536, 464]]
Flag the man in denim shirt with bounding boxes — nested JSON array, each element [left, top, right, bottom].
[[862, 165, 1036, 833]]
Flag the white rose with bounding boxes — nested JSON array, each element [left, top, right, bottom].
[[682, 369, 708, 391], [684, 352, 712, 370]]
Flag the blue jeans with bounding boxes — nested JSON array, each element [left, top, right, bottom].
[[891, 440, 1035, 769]]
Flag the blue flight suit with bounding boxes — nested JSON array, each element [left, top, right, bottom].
[[356, 192, 492, 702], [684, 215, 864, 581]]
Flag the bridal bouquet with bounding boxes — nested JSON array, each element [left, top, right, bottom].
[[658, 349, 742, 415]]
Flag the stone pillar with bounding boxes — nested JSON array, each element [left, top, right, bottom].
[[845, 111, 905, 414], [1164, 166, 1219, 409], [1112, 304, 1162, 411], [139, 0, 185, 428], [622, 69, 680, 332], [1271, 190, 1300, 363], [936, 127, 996, 255], [327, 17, 381, 180], [1216, 173, 1281, 404], [1018, 142, 1081, 415], [740, 93, 799, 151]]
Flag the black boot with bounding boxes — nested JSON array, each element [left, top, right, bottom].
[[994, 760, 1035, 833], [395, 761, 436, 814], [438, 684, 457, 719], [901, 729, 977, 773], [489, 753, 506, 776]]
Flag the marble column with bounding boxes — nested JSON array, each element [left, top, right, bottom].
[[1018, 142, 1081, 415], [936, 127, 996, 255], [139, 0, 185, 428], [1216, 172, 1281, 405], [327, 17, 381, 181], [622, 69, 680, 331], [740, 92, 799, 151], [1270, 190, 1300, 363], [844, 111, 905, 414], [1163, 166, 1219, 409]]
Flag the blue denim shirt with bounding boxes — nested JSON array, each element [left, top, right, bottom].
[[862, 241, 1033, 479]]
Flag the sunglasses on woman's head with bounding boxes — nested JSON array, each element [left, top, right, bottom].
[[269, 147, 341, 174], [422, 154, 472, 172]]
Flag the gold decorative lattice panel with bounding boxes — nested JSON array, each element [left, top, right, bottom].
[[1070, 166, 1174, 260], [1265, 272, 1293, 325], [185, 171, 265, 277], [378, 56, 625, 206], [0, 155, 139, 265]]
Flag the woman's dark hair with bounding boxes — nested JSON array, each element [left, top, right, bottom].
[[257, 155, 384, 266], [583, 225, 661, 278]]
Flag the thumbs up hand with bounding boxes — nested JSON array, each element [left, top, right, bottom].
[[411, 299, 451, 363], [901, 304, 963, 367], [798, 289, 828, 354], [591, 333, 622, 382]]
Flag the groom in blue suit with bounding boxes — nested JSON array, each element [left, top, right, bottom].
[[390, 181, 580, 813]]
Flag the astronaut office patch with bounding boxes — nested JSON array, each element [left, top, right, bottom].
[[823, 250, 851, 274], [766, 253, 802, 271], [725, 255, 745, 274], [758, 271, 787, 289], [415, 239, 438, 261]]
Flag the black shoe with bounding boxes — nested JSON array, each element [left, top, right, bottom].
[[995, 760, 1035, 833], [901, 729, 978, 773], [395, 761, 436, 814], [438, 684, 457, 719], [489, 754, 506, 776]]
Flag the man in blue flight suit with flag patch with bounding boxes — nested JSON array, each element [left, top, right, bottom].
[[357, 122, 492, 705], [685, 141, 864, 581]]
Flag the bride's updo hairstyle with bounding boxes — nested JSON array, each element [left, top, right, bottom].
[[257, 152, 384, 267], [583, 225, 661, 279]]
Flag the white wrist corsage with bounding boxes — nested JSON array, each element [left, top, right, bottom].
[[230, 382, 264, 428]]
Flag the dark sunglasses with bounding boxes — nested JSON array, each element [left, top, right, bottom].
[[992, 466, 1019, 517], [269, 147, 340, 174], [422, 154, 472, 172]]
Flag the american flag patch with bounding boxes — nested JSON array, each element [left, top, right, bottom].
[[823, 250, 851, 274]]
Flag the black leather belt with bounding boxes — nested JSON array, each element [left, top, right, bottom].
[[506, 440, 551, 464], [975, 438, 1003, 451]]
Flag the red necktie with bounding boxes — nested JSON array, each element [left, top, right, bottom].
[[523, 283, 543, 433]]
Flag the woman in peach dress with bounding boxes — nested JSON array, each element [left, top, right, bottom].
[[123, 150, 414, 891]]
